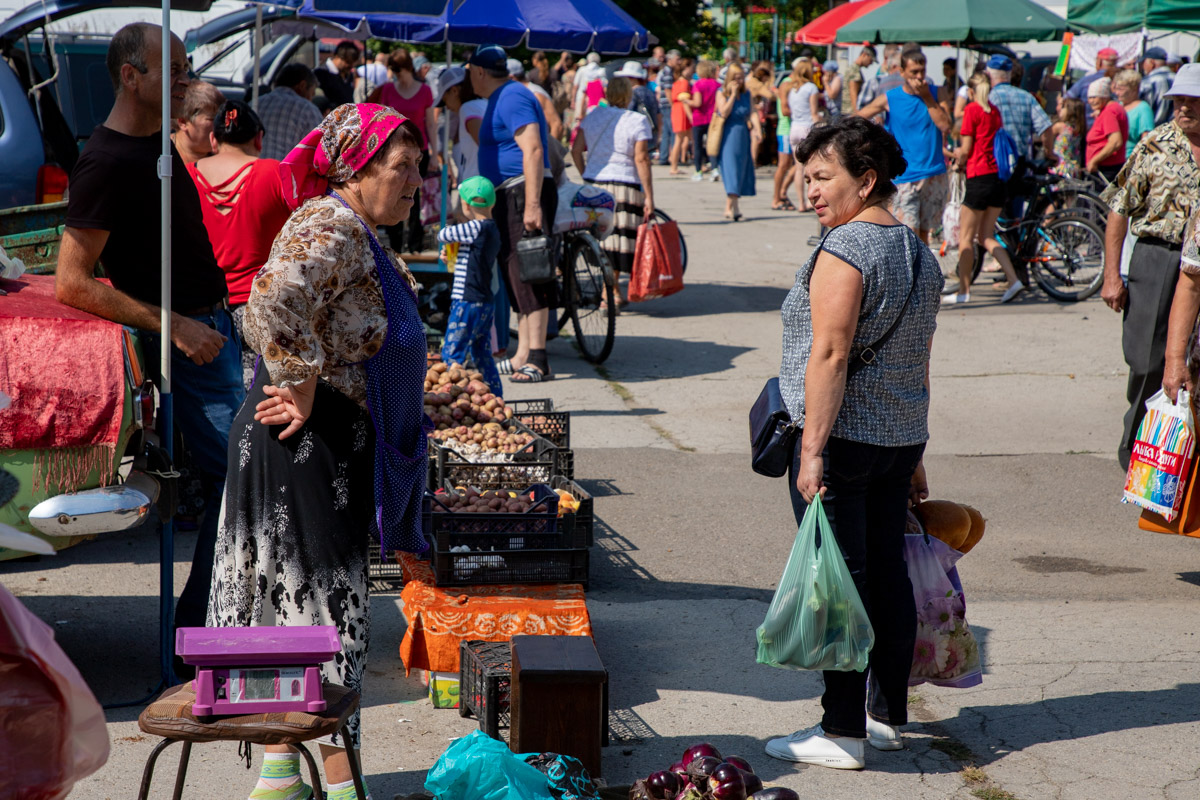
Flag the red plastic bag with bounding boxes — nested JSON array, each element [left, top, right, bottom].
[[0, 583, 109, 798], [628, 218, 684, 303]]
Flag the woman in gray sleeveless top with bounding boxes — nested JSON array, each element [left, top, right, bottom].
[[765, 116, 944, 770]]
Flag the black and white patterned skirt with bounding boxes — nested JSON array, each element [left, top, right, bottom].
[[207, 367, 376, 748], [590, 179, 644, 273]]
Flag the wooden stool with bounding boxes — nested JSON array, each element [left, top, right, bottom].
[[510, 635, 608, 778], [136, 681, 367, 800]]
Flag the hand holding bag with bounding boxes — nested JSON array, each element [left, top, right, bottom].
[[755, 495, 874, 672], [629, 217, 684, 303]]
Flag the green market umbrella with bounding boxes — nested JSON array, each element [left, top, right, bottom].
[[1067, 0, 1200, 35], [836, 0, 1069, 44]]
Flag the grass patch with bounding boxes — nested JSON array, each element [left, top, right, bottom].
[[907, 692, 922, 706], [929, 737, 975, 761], [971, 788, 1019, 800], [960, 766, 988, 784]]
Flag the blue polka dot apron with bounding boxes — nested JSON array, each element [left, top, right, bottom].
[[333, 191, 432, 554]]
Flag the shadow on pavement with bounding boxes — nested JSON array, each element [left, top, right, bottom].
[[626, 282, 790, 319], [598, 337, 753, 381]]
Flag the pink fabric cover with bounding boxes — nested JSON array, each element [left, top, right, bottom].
[[0, 274, 125, 492]]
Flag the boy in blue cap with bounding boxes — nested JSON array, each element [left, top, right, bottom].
[[439, 175, 504, 394]]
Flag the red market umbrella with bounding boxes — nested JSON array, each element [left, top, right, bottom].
[[794, 0, 893, 46]]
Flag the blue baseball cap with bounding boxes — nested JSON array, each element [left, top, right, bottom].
[[468, 44, 507, 72], [987, 54, 1014, 71]]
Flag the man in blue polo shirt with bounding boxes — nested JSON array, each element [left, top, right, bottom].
[[470, 44, 558, 383], [856, 49, 951, 244]]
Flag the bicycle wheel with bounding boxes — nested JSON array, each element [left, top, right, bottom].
[[651, 208, 687, 273], [1053, 189, 1109, 225], [1029, 214, 1106, 302], [565, 232, 616, 363]]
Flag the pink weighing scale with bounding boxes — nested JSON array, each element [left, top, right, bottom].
[[176, 627, 341, 716]]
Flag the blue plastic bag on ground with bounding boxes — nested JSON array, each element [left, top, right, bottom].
[[756, 494, 874, 672], [425, 730, 557, 800]]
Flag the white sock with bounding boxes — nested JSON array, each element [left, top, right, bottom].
[[327, 777, 370, 800], [249, 752, 309, 800]]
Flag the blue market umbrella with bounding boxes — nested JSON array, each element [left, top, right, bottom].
[[298, 0, 651, 54]]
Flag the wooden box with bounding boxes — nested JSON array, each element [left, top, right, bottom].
[[510, 635, 607, 778]]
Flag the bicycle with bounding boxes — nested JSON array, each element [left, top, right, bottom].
[[962, 210, 1105, 303], [555, 225, 616, 364]]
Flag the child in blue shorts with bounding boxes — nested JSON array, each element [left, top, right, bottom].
[[439, 175, 503, 394]]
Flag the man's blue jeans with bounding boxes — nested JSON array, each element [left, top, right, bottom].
[[141, 306, 244, 635], [658, 101, 674, 164]]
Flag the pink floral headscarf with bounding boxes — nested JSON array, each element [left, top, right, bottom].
[[280, 103, 409, 210]]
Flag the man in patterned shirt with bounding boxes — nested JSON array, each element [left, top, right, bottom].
[[258, 63, 324, 161], [1101, 64, 1200, 469]]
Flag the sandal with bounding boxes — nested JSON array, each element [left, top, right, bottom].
[[496, 358, 516, 375], [510, 364, 553, 383]]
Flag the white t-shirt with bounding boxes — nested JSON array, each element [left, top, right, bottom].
[[788, 82, 820, 127], [525, 82, 551, 101], [579, 106, 653, 184], [455, 98, 487, 181]]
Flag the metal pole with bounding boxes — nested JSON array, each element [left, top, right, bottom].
[[251, 5, 263, 111], [159, 0, 176, 690], [440, 33, 450, 271]]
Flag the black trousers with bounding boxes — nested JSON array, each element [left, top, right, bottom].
[[788, 434, 925, 739], [692, 123, 710, 173], [1119, 237, 1182, 470]]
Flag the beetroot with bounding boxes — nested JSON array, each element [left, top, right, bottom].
[[681, 743, 723, 767], [646, 770, 680, 800]]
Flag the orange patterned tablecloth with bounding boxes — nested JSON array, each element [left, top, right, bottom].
[[396, 553, 592, 675]]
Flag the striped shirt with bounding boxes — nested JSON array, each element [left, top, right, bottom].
[[437, 218, 500, 303]]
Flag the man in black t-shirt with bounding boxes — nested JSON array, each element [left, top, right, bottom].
[[55, 22, 244, 673]]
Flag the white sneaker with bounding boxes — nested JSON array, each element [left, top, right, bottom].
[[764, 725, 866, 770], [691, 171, 704, 182], [866, 716, 904, 751], [1000, 281, 1026, 303], [710, 170, 721, 182], [941, 293, 970, 305]]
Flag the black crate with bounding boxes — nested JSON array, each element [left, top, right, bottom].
[[428, 546, 589, 589], [458, 640, 511, 739], [434, 436, 559, 491], [556, 448, 575, 481], [553, 476, 594, 547], [508, 400, 570, 450], [367, 543, 404, 590], [424, 485, 588, 552]]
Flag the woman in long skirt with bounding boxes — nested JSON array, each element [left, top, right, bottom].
[[208, 104, 430, 800]]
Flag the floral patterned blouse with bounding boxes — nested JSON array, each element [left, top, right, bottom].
[[1049, 124, 1081, 179], [244, 194, 417, 406]]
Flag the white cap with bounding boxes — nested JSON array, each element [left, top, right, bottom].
[[1166, 62, 1200, 97], [506, 58, 524, 78], [586, 52, 601, 64], [1087, 76, 1112, 98], [432, 65, 467, 106], [614, 60, 647, 80]]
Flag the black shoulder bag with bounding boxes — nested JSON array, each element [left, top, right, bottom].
[[749, 234, 923, 478]]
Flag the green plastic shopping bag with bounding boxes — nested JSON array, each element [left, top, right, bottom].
[[756, 495, 874, 672]]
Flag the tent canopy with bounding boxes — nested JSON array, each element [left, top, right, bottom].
[[837, 0, 1069, 44], [296, 0, 652, 53], [1067, 0, 1200, 35], [794, 0, 892, 46]]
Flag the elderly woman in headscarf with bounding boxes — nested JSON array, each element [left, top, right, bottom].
[[206, 103, 427, 800]]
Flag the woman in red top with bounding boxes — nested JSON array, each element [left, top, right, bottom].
[[1085, 77, 1129, 183], [369, 49, 439, 253], [946, 72, 1025, 305], [187, 99, 292, 387]]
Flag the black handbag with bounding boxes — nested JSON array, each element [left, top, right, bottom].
[[516, 231, 557, 284], [749, 233, 922, 478]]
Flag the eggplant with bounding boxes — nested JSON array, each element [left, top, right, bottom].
[[707, 765, 747, 800], [737, 768, 763, 796], [681, 742, 723, 767], [670, 761, 688, 783], [646, 770, 681, 800], [685, 755, 722, 788], [629, 779, 654, 800], [724, 755, 754, 773], [676, 783, 703, 800], [750, 790, 800, 800]]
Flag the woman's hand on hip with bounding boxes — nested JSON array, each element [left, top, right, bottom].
[[255, 377, 317, 440], [796, 451, 825, 504], [909, 460, 930, 507]]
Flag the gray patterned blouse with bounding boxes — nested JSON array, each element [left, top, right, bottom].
[[780, 221, 944, 447]]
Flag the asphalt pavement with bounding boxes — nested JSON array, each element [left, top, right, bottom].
[[4, 162, 1199, 800]]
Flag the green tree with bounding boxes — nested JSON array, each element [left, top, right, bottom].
[[612, 0, 724, 55]]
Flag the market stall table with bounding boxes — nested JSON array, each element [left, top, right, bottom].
[[396, 553, 592, 677]]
